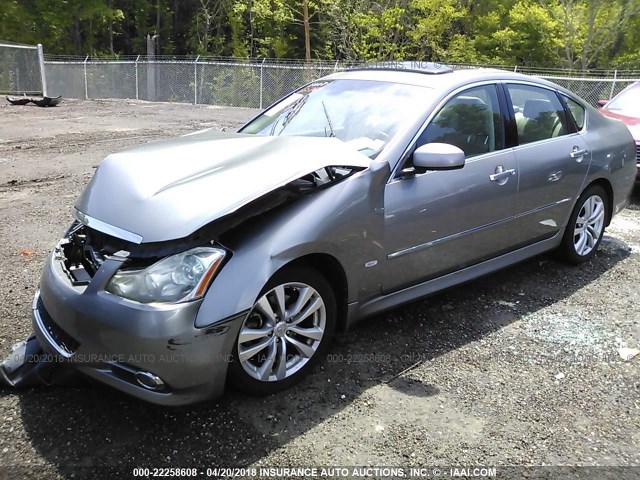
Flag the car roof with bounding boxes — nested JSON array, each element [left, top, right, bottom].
[[325, 67, 568, 95], [611, 80, 640, 99], [601, 81, 640, 124]]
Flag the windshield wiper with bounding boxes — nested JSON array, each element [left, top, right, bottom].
[[322, 101, 336, 138], [270, 96, 308, 136]]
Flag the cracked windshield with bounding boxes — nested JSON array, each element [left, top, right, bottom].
[[240, 79, 435, 158]]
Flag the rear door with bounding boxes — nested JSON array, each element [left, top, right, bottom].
[[381, 83, 518, 293], [504, 83, 591, 245]]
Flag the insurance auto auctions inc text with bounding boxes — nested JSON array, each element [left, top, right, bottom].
[[253, 467, 497, 477]]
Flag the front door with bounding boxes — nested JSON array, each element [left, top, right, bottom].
[[382, 84, 518, 293]]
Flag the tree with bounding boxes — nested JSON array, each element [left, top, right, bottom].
[[0, 1, 38, 45], [485, 1, 562, 66], [190, 0, 228, 54], [537, 0, 640, 69], [2, 0, 640, 69], [408, 0, 467, 60], [28, 0, 123, 55]]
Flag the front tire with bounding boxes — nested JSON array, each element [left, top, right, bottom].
[[557, 185, 608, 264], [228, 266, 336, 395]]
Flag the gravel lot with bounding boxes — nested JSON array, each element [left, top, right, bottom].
[[0, 99, 639, 479]]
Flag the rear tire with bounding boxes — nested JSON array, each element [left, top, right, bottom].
[[227, 266, 336, 395], [556, 185, 608, 264]]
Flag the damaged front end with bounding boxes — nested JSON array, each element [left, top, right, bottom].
[[1, 133, 370, 396], [0, 219, 233, 400], [0, 334, 79, 388]]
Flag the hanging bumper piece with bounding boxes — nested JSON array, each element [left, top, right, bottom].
[[0, 333, 78, 388]]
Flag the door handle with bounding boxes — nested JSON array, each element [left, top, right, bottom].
[[489, 167, 516, 182], [570, 147, 588, 161]]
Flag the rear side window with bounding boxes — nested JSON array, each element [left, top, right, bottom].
[[416, 84, 504, 158], [563, 95, 586, 130], [506, 84, 569, 145]]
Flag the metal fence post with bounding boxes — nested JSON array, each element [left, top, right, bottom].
[[334, 60, 339, 72], [135, 55, 140, 100], [194, 55, 200, 105], [83, 55, 89, 99], [259, 57, 266, 109], [609, 69, 618, 99], [37, 44, 48, 97]]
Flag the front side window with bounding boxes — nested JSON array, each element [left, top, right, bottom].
[[507, 84, 569, 145], [239, 79, 436, 159], [416, 84, 504, 158]]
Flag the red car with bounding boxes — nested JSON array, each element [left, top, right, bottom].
[[599, 82, 640, 182]]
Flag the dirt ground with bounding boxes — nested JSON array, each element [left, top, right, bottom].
[[0, 99, 639, 479]]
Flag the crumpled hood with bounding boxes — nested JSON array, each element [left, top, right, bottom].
[[75, 131, 370, 243]]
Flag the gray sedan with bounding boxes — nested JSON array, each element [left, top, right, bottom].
[[20, 65, 637, 404]]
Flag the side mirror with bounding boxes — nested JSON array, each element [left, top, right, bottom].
[[596, 99, 608, 108], [413, 143, 465, 172]]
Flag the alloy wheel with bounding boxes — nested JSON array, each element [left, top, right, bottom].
[[238, 282, 326, 382], [573, 194, 605, 257]]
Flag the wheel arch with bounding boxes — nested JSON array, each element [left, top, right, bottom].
[[276, 253, 349, 333]]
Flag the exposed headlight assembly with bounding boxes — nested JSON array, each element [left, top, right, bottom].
[[106, 247, 226, 304]]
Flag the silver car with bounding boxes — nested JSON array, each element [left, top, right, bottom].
[[27, 65, 636, 405]]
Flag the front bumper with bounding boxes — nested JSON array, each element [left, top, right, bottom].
[[33, 250, 245, 406]]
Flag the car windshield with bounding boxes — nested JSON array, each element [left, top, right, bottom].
[[239, 79, 435, 159], [605, 85, 640, 117]]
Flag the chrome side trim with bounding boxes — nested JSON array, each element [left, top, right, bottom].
[[387, 216, 512, 260], [74, 208, 143, 244], [363, 233, 563, 319], [513, 197, 572, 220], [388, 197, 572, 260]]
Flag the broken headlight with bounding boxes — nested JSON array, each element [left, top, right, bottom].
[[105, 247, 226, 304]]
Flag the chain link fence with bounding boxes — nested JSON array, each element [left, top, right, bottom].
[[44, 56, 348, 108], [0, 41, 45, 95], [537, 75, 635, 105], [42, 55, 640, 109]]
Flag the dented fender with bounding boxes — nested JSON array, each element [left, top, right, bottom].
[[194, 160, 390, 328]]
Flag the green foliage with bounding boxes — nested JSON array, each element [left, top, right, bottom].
[[0, 1, 38, 45], [346, 5, 408, 60], [409, 0, 467, 60], [204, 64, 260, 107], [2, 0, 640, 69], [487, 1, 563, 65]]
